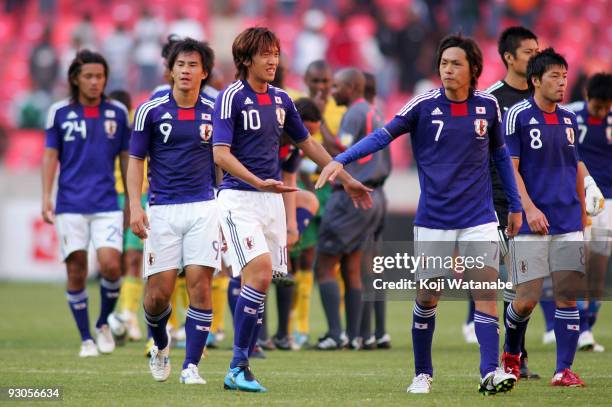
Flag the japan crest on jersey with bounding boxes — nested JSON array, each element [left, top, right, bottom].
[[104, 120, 117, 138], [276, 107, 286, 127], [474, 119, 488, 138], [200, 123, 213, 142]]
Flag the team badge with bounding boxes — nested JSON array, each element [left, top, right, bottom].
[[104, 120, 117, 138], [148, 252, 155, 266], [563, 117, 572, 125], [566, 127, 575, 144], [200, 123, 213, 142], [276, 107, 286, 126], [474, 119, 488, 137], [104, 109, 116, 118], [274, 96, 282, 104], [476, 106, 486, 114], [244, 236, 255, 251], [519, 259, 528, 273]]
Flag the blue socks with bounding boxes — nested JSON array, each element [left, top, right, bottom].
[[540, 300, 556, 332], [466, 300, 475, 324], [554, 307, 579, 373], [183, 306, 212, 369], [66, 289, 92, 341], [412, 303, 436, 377], [227, 277, 241, 319], [145, 305, 172, 350], [474, 311, 500, 377], [248, 302, 265, 357], [96, 278, 121, 329], [504, 304, 530, 355], [231, 285, 265, 368]]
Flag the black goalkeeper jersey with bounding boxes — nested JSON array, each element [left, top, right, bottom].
[[485, 80, 532, 227]]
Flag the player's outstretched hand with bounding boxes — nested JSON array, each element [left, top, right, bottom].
[[506, 212, 523, 238], [258, 179, 299, 193], [315, 161, 344, 189], [524, 206, 549, 235], [130, 205, 149, 239], [343, 178, 373, 209], [42, 198, 55, 224]]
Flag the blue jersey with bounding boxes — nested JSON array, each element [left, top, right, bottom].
[[505, 97, 582, 234], [45, 98, 130, 214], [130, 92, 216, 205], [383, 88, 506, 229], [568, 101, 612, 198], [213, 80, 309, 191]]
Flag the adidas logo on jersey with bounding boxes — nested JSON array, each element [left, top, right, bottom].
[[431, 107, 443, 116], [67, 111, 78, 119], [529, 117, 539, 125], [244, 97, 254, 105], [161, 112, 173, 120]]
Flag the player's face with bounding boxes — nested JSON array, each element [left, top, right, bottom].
[[76, 63, 106, 102], [305, 68, 332, 100], [171, 51, 207, 92], [331, 76, 350, 106], [303, 120, 321, 135], [439, 47, 471, 92], [247, 47, 279, 84], [536, 65, 567, 103], [587, 98, 611, 120], [509, 39, 539, 76]]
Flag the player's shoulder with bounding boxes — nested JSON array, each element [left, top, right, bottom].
[[105, 98, 129, 119], [557, 104, 577, 125], [484, 80, 505, 95], [134, 94, 171, 130], [150, 84, 171, 100], [473, 90, 501, 108], [217, 80, 246, 118], [269, 85, 291, 103], [397, 88, 442, 116], [504, 99, 533, 134], [199, 94, 215, 111], [45, 98, 72, 128]]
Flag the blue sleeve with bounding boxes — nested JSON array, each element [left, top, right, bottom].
[[491, 145, 522, 212], [129, 103, 152, 159], [44, 107, 61, 150], [503, 110, 522, 157], [283, 94, 309, 144], [119, 110, 130, 152], [572, 118, 581, 161], [212, 89, 236, 147], [488, 98, 504, 150]]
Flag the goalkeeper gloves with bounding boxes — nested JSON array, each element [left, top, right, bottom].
[[584, 175, 605, 216]]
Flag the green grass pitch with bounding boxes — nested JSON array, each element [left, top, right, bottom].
[[1, 281, 610, 406]]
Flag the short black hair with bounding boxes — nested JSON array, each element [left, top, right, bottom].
[[586, 73, 612, 101], [498, 26, 538, 68], [109, 89, 132, 112], [68, 49, 109, 101], [167, 38, 215, 89], [161, 34, 182, 60], [294, 98, 321, 122], [526, 47, 567, 92], [436, 34, 483, 88]]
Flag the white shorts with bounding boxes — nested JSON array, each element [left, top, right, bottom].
[[56, 211, 123, 260], [218, 189, 287, 278], [413, 222, 499, 280], [509, 231, 585, 285], [143, 200, 221, 278], [586, 199, 612, 255]]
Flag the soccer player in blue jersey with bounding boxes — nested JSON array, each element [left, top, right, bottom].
[[501, 48, 587, 387], [317, 35, 523, 395], [42, 50, 130, 357], [568, 73, 611, 352], [213, 27, 371, 393], [128, 38, 220, 384]]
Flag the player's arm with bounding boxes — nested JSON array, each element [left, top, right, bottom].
[[282, 169, 299, 246], [41, 148, 59, 224], [576, 162, 587, 228], [213, 145, 297, 193], [127, 104, 152, 239], [320, 119, 343, 156], [119, 150, 130, 229], [578, 161, 604, 216], [511, 159, 548, 235]]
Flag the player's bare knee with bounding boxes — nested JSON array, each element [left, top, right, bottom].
[[512, 299, 537, 316]]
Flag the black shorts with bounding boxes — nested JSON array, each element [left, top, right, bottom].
[[317, 187, 386, 256]]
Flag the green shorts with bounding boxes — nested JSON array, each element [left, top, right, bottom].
[[118, 193, 148, 251], [289, 182, 332, 255]]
